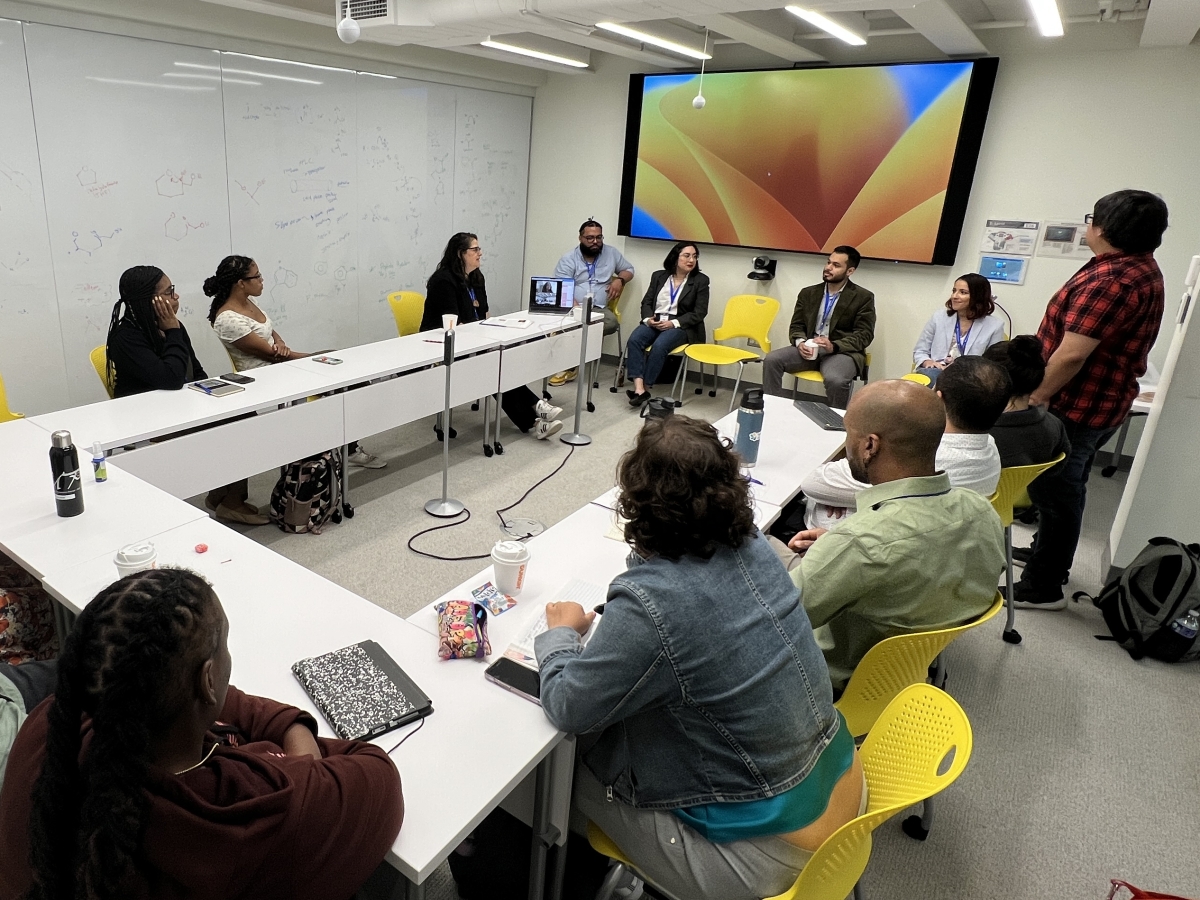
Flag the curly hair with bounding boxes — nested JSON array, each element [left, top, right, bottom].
[[203, 255, 256, 323], [616, 415, 756, 561], [25, 568, 221, 900], [944, 272, 994, 320]]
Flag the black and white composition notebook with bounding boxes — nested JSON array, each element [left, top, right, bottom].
[[291, 640, 433, 740]]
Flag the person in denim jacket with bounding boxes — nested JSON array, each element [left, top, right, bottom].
[[535, 416, 864, 900]]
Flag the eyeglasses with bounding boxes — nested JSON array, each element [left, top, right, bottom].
[[161, 285, 177, 296], [243, 273, 264, 282], [1083, 214, 1094, 224], [581, 234, 604, 242], [679, 252, 699, 260], [466, 246, 483, 254]]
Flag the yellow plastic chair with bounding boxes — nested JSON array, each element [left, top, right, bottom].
[[988, 453, 1067, 645], [677, 295, 779, 411], [0, 371, 25, 422], [90, 345, 115, 399], [901, 372, 932, 387], [589, 684, 974, 900], [792, 352, 872, 404], [835, 593, 1002, 740], [388, 291, 425, 337]]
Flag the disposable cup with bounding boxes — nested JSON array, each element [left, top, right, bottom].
[[114, 541, 157, 579], [491, 540, 530, 596], [443, 314, 458, 331]]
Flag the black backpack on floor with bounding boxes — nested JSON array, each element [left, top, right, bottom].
[[1078, 537, 1200, 663], [268, 451, 343, 534]]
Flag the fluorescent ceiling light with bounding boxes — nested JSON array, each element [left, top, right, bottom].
[[174, 62, 322, 84], [85, 76, 215, 91], [595, 22, 712, 60], [163, 73, 262, 86], [784, 7, 867, 46], [1025, 0, 1064, 36], [224, 52, 346, 73], [480, 39, 588, 68], [359, 71, 398, 79]]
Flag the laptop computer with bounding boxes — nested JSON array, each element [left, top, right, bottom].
[[528, 277, 575, 314]]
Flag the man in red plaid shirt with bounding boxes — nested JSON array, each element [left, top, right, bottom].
[[1014, 190, 1168, 609]]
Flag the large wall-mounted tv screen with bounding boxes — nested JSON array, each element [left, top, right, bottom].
[[618, 59, 998, 266]]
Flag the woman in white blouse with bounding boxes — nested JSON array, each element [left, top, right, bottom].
[[912, 273, 1005, 385], [204, 255, 384, 470]]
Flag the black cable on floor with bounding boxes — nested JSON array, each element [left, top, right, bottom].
[[406, 444, 576, 561]]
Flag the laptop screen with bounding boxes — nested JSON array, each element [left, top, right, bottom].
[[528, 277, 575, 314]]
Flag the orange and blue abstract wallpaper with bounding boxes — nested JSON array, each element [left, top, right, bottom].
[[627, 63, 985, 264]]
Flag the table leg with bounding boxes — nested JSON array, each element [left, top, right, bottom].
[[1102, 414, 1136, 477], [527, 755, 556, 900], [51, 599, 75, 646], [402, 879, 425, 900]]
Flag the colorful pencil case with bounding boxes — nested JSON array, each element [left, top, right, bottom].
[[435, 599, 491, 660]]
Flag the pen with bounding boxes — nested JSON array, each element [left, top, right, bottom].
[[747, 476, 763, 486], [593, 603, 606, 615], [422, 339, 443, 344]]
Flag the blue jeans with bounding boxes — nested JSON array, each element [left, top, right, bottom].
[[1020, 412, 1116, 596], [625, 323, 689, 387], [913, 366, 942, 385]]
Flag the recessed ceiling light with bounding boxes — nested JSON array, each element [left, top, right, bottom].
[[784, 7, 867, 46], [595, 22, 712, 60], [480, 39, 589, 68], [1025, 0, 1065, 37]]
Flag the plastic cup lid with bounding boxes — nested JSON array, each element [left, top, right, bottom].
[[491, 540, 529, 562], [114, 541, 156, 565]]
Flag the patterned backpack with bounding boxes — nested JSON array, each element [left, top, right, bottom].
[[268, 451, 344, 534]]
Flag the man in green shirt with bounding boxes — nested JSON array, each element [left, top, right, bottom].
[[788, 380, 1004, 690]]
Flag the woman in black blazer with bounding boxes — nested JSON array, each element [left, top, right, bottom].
[[625, 241, 709, 406], [421, 233, 564, 440]]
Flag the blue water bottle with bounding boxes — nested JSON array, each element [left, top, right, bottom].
[[734, 388, 764, 467]]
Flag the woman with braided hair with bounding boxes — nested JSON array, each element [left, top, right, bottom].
[[105, 266, 207, 398], [0, 568, 403, 900], [205, 256, 385, 469]]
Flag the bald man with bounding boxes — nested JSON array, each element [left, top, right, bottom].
[[787, 380, 1004, 690]]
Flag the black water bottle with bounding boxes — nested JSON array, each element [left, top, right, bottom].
[[50, 430, 85, 517]]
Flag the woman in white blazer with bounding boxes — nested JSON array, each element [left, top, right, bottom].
[[912, 273, 1005, 384]]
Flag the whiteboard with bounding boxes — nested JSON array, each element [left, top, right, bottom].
[[0, 18, 66, 414], [0, 20, 531, 415]]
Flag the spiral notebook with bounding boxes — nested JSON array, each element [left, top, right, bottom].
[[291, 640, 433, 740]]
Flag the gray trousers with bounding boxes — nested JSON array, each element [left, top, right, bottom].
[[572, 765, 815, 900], [762, 346, 858, 409]]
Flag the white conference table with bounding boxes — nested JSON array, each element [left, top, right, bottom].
[[712, 395, 847, 509], [39, 516, 563, 898]]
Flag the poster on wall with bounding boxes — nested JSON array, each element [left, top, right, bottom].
[[979, 219, 1038, 256], [1038, 221, 1094, 260]]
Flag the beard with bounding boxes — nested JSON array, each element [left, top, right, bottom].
[[822, 271, 840, 283], [848, 454, 869, 484], [580, 242, 601, 259]]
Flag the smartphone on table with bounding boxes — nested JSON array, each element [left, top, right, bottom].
[[221, 373, 255, 384], [484, 657, 541, 705]]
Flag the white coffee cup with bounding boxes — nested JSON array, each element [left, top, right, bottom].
[[114, 541, 157, 578], [443, 313, 458, 331], [491, 540, 530, 597]]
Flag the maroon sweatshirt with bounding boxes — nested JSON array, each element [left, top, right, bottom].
[[0, 686, 403, 899]]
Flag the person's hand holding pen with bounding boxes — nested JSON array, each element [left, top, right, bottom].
[[545, 601, 594, 636]]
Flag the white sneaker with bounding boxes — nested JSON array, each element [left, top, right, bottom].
[[534, 419, 564, 440], [535, 399, 563, 421], [348, 448, 387, 469]]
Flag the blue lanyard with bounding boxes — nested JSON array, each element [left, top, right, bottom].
[[467, 287, 477, 304], [953, 318, 972, 356], [819, 287, 839, 332], [667, 276, 683, 310], [585, 260, 597, 284]]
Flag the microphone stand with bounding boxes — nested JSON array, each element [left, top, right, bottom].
[[559, 293, 593, 446], [425, 326, 466, 517]]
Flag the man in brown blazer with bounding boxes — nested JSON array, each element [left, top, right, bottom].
[[762, 246, 876, 408]]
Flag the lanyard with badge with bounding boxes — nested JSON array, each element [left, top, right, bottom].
[[467, 286, 479, 320], [585, 258, 597, 296], [818, 285, 840, 335], [667, 276, 684, 313], [950, 318, 972, 359]]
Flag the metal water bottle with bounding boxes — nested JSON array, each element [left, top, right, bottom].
[[50, 430, 85, 517], [734, 388, 765, 467]]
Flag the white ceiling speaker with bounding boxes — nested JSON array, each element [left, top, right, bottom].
[[337, 13, 361, 43]]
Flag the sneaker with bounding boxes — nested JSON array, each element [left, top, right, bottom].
[[214, 502, 269, 526], [348, 448, 387, 469], [1009, 582, 1067, 611], [548, 368, 577, 386], [535, 399, 563, 421], [534, 419, 564, 440]]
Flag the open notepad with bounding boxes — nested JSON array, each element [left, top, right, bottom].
[[505, 578, 605, 668]]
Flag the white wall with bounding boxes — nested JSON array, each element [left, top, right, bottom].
[[522, 27, 1200, 400]]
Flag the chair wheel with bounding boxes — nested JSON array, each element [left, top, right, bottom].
[[694, 387, 702, 395], [1002, 629, 1022, 644], [587, 402, 595, 413], [471, 401, 479, 411], [332, 510, 342, 524], [708, 390, 717, 397], [449, 427, 457, 439], [343, 502, 355, 518], [610, 386, 618, 393], [593, 381, 599, 388], [543, 390, 552, 400], [901, 815, 929, 841], [1101, 465, 1117, 477], [483, 444, 493, 457], [434, 428, 444, 442], [673, 400, 682, 408], [494, 442, 504, 455]]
